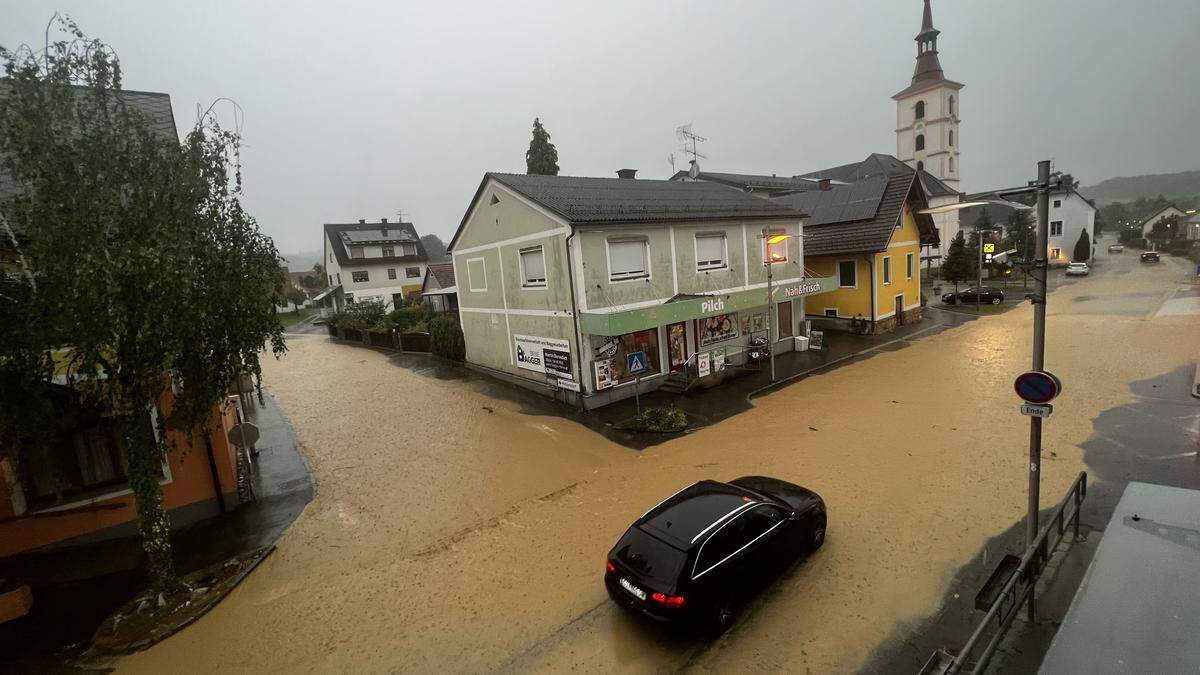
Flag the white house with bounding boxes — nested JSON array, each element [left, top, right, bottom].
[[1137, 205, 1188, 240], [323, 219, 429, 310], [1045, 190, 1097, 264]]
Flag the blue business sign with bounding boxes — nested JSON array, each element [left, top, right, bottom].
[[626, 351, 648, 375]]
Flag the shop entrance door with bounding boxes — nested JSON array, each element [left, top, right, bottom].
[[667, 322, 688, 372], [777, 301, 793, 339]]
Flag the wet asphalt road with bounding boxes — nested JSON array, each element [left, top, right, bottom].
[[867, 248, 1200, 673]]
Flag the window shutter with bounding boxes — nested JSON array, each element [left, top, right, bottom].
[[609, 240, 647, 278], [696, 235, 725, 268], [520, 247, 546, 284]]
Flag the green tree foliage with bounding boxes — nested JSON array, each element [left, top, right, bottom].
[[525, 117, 559, 176], [430, 316, 465, 361], [1072, 229, 1091, 262], [420, 234, 448, 261], [941, 231, 973, 291], [0, 21, 285, 591], [1148, 215, 1178, 246], [1005, 209, 1035, 261], [965, 228, 982, 279]]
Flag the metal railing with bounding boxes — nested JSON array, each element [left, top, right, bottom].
[[925, 471, 1088, 675]]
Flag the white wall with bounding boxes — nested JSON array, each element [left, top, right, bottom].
[[325, 232, 426, 309], [1046, 192, 1096, 264]]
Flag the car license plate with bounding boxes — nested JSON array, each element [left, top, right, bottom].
[[619, 577, 646, 601]]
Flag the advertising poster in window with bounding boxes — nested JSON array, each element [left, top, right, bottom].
[[697, 352, 711, 377], [750, 312, 767, 334], [514, 334, 571, 375], [699, 313, 738, 346], [594, 360, 614, 390]]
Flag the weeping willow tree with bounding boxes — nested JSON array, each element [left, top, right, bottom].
[[0, 18, 286, 592]]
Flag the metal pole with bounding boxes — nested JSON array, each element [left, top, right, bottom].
[[1027, 159, 1052, 623], [767, 231, 776, 383], [976, 230, 983, 312]]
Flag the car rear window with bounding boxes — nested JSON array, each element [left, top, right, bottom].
[[614, 527, 686, 586]]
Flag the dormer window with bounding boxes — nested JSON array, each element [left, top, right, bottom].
[[402, 243, 417, 256], [382, 246, 395, 258], [350, 246, 364, 259]]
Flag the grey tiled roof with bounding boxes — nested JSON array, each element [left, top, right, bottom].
[[487, 173, 804, 224], [324, 221, 428, 267], [771, 172, 939, 256], [425, 263, 455, 289], [0, 83, 178, 205], [798, 152, 959, 199], [667, 170, 823, 194]]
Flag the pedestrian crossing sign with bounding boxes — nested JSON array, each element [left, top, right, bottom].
[[627, 351, 648, 374]]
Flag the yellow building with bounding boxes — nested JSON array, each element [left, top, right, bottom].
[[772, 168, 939, 333]]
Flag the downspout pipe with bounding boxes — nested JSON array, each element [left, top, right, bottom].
[[564, 226, 587, 411], [863, 254, 876, 334]]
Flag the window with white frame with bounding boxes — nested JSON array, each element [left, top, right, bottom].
[[467, 258, 487, 291], [608, 239, 649, 281], [883, 256, 892, 285], [824, 308, 838, 317], [519, 245, 547, 287], [350, 246, 364, 259], [1050, 221, 1063, 236], [402, 243, 417, 256], [351, 270, 369, 283], [382, 246, 395, 258], [387, 268, 397, 280], [906, 252, 914, 279], [695, 233, 727, 270], [406, 267, 421, 278], [838, 260, 856, 288]]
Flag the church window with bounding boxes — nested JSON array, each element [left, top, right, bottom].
[[949, 95, 956, 116], [916, 161, 924, 171], [915, 101, 925, 119], [949, 157, 955, 173], [948, 130, 954, 146], [915, 134, 925, 152]]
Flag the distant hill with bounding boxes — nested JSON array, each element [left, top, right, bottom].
[[1081, 170, 1200, 205], [280, 250, 322, 273]]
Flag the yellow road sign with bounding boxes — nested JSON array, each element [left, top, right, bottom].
[[983, 243, 996, 253]]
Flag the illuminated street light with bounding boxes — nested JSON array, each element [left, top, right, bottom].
[[761, 229, 793, 382]]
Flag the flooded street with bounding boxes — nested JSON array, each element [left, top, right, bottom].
[[119, 253, 1199, 673]]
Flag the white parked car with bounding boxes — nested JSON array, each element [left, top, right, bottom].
[[1066, 262, 1090, 276]]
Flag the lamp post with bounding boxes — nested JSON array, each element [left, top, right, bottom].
[[922, 160, 1060, 622], [762, 229, 791, 383]]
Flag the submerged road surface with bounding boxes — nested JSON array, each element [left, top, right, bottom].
[[119, 250, 1199, 673]]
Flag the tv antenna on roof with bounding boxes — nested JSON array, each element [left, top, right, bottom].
[[676, 124, 708, 163]]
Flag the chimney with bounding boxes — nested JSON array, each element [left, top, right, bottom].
[[381, 217, 388, 223], [358, 218, 366, 224], [688, 159, 700, 180], [819, 179, 831, 191], [616, 168, 637, 180]]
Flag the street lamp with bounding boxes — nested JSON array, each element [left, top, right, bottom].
[[920, 160, 1061, 622], [762, 229, 791, 383]]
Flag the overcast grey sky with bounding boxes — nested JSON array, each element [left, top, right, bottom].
[[4, 1, 1199, 257]]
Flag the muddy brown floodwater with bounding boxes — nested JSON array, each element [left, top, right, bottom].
[[119, 256, 1199, 673]]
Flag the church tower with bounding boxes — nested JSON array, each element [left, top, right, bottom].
[[893, 0, 963, 191]]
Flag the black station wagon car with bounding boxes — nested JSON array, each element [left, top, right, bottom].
[[604, 477, 827, 633]]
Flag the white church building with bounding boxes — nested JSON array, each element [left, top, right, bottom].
[[893, 0, 965, 268]]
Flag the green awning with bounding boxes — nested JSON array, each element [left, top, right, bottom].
[[579, 276, 837, 336]]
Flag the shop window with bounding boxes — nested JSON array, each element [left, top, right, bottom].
[[350, 246, 364, 259], [406, 267, 421, 278], [593, 330, 661, 388], [352, 270, 369, 283], [695, 233, 727, 270], [608, 239, 649, 281], [837, 260, 856, 288], [699, 313, 740, 346], [382, 246, 395, 258], [387, 268, 397, 280], [519, 246, 547, 287], [1050, 221, 1063, 236]]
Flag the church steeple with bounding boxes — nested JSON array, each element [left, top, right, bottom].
[[911, 0, 945, 85]]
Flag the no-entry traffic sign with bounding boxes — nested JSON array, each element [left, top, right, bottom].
[[1014, 370, 1062, 404]]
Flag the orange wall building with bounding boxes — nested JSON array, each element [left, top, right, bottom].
[[0, 392, 242, 558]]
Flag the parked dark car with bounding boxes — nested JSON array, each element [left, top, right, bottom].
[[604, 477, 826, 633], [1140, 251, 1160, 263], [941, 286, 1005, 305]]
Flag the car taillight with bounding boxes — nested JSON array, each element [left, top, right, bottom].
[[606, 561, 616, 574], [651, 592, 687, 608]]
